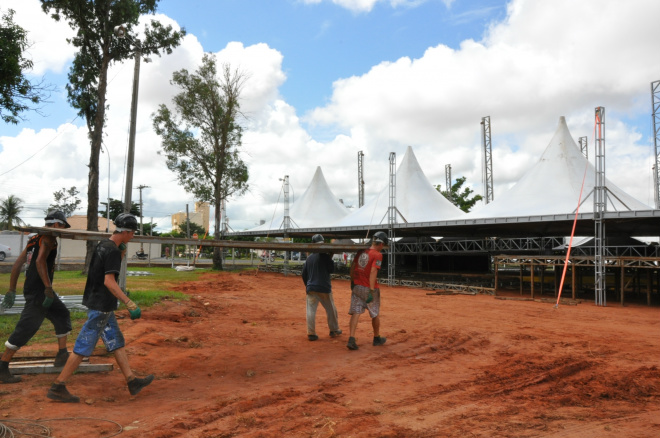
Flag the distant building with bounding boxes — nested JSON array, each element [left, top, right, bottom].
[[171, 201, 210, 233]]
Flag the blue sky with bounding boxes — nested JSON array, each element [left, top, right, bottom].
[[1, 0, 659, 230]]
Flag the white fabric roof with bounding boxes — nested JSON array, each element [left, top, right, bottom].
[[336, 146, 465, 227], [249, 166, 349, 231], [465, 117, 650, 219]]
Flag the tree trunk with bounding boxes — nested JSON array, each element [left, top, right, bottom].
[[83, 53, 110, 274], [212, 195, 223, 270]]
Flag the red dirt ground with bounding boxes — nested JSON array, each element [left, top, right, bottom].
[[1, 271, 659, 438]]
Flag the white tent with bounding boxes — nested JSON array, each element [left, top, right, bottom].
[[249, 166, 349, 231], [336, 146, 465, 227], [465, 117, 650, 219]]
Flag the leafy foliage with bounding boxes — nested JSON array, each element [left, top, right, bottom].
[[47, 186, 82, 217], [99, 198, 141, 220], [0, 194, 25, 230], [435, 176, 483, 213], [0, 9, 51, 124], [39, 0, 185, 271], [153, 54, 249, 269]]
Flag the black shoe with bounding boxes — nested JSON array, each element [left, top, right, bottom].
[[47, 383, 80, 403], [347, 337, 359, 350], [128, 374, 154, 396], [53, 350, 70, 367], [373, 336, 387, 346], [0, 368, 21, 384], [329, 329, 343, 338], [308, 334, 319, 341]]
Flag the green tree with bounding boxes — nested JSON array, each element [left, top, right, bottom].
[[435, 176, 483, 212], [47, 186, 81, 217], [99, 198, 140, 220], [140, 221, 159, 236], [0, 195, 25, 230], [40, 0, 185, 272], [153, 54, 249, 270], [0, 9, 51, 124]]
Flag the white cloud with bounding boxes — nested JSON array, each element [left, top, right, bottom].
[[300, 0, 429, 13], [3, 0, 76, 75], [3, 0, 659, 231]]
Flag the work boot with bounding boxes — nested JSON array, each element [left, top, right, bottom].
[[47, 383, 80, 403], [308, 334, 319, 341], [53, 350, 70, 367], [329, 329, 343, 338], [347, 337, 359, 350], [373, 336, 387, 346], [0, 364, 21, 384], [128, 374, 154, 396]]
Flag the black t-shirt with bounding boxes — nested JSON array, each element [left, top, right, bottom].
[[23, 234, 57, 297], [82, 239, 122, 312]]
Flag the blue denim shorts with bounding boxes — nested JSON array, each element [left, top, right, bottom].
[[73, 310, 125, 356]]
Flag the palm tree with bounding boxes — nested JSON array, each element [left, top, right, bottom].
[[0, 195, 25, 230]]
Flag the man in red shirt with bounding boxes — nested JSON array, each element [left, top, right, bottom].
[[347, 231, 388, 350]]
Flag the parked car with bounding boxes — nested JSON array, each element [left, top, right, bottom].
[[0, 243, 11, 261]]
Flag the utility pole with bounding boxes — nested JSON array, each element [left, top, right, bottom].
[[137, 184, 150, 250]]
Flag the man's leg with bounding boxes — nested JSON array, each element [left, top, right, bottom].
[[306, 293, 319, 340], [47, 353, 84, 402], [318, 293, 340, 333], [114, 347, 154, 396], [371, 315, 380, 337], [1, 301, 46, 383]]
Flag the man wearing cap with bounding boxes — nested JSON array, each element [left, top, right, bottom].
[[47, 213, 153, 402], [301, 234, 342, 341], [347, 231, 388, 350], [0, 211, 73, 384]]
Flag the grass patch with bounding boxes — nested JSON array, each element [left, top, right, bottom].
[[0, 266, 200, 344]]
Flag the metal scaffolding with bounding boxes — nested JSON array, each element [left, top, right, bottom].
[[594, 107, 606, 306], [652, 80, 660, 209], [481, 116, 494, 204], [388, 152, 396, 284], [579, 136, 588, 159], [358, 151, 365, 208]]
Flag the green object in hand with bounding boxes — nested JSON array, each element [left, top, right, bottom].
[[1, 290, 16, 309], [129, 307, 142, 320], [119, 243, 127, 251], [42, 296, 54, 308], [366, 289, 374, 304]]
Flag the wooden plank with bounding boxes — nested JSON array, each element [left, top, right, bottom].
[[16, 226, 368, 253], [9, 362, 112, 375]]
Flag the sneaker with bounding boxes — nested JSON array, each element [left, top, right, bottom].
[[308, 334, 319, 341], [128, 374, 154, 396], [0, 368, 21, 384], [47, 383, 80, 403], [329, 329, 343, 338], [373, 336, 387, 346], [347, 337, 359, 350], [53, 350, 70, 367]]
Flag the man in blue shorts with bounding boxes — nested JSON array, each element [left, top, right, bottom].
[[46, 213, 153, 402]]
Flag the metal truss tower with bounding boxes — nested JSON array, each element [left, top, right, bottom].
[[358, 151, 365, 207], [281, 175, 290, 230], [388, 152, 396, 285], [481, 116, 494, 204], [445, 164, 452, 203], [579, 136, 588, 159], [594, 107, 606, 306], [652, 80, 660, 209]]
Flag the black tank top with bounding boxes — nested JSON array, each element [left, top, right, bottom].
[[23, 234, 58, 297]]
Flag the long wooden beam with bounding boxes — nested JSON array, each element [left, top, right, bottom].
[[16, 226, 368, 253]]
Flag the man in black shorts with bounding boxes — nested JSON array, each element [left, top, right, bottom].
[[0, 211, 72, 384]]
